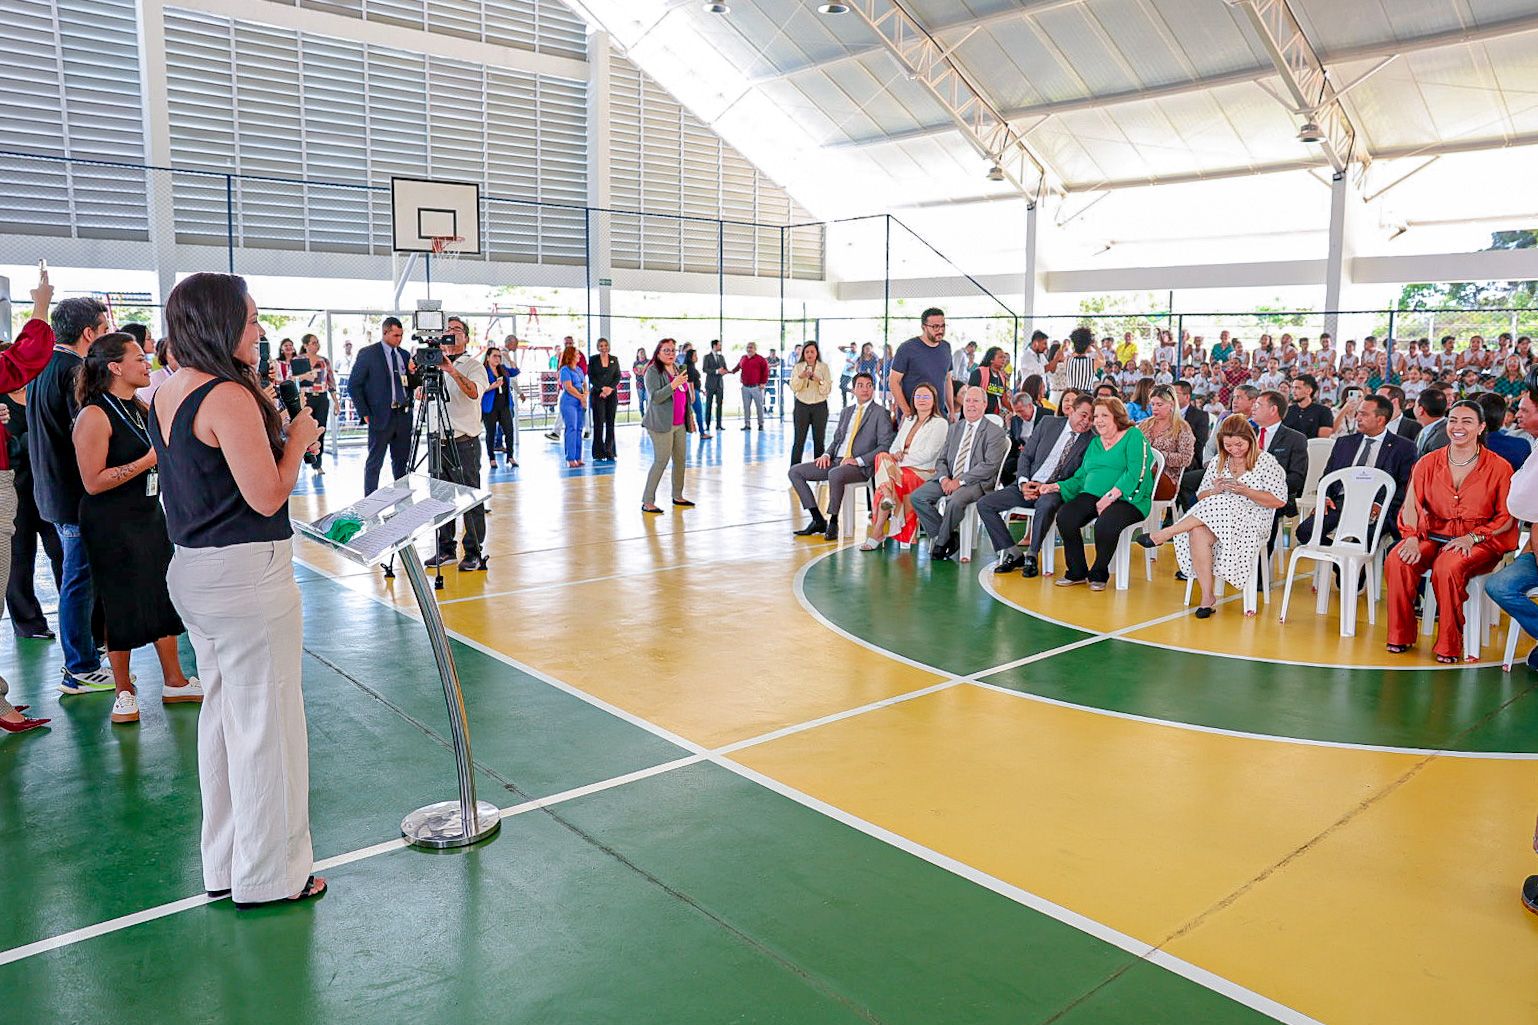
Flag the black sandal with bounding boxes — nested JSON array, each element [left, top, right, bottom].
[[207, 888, 231, 899], [234, 875, 326, 911], [1386, 643, 1411, 654]]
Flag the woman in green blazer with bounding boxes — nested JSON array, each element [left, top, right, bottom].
[[1041, 395, 1154, 590]]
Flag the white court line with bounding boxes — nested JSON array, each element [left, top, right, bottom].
[[713, 758, 1326, 1025], [437, 546, 799, 605], [0, 754, 703, 969]]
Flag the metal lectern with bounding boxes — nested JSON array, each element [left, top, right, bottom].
[[293, 473, 499, 849]]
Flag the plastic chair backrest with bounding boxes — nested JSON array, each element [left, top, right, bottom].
[[984, 413, 1004, 428], [1300, 466, 1395, 550], [1300, 436, 1333, 503]]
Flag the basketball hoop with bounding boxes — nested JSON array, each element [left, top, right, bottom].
[[429, 235, 465, 260]]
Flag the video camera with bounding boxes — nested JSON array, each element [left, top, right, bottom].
[[412, 301, 451, 370]]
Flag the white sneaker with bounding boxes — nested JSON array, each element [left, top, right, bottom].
[[59, 667, 129, 696], [859, 538, 885, 552], [162, 676, 204, 704], [111, 690, 140, 724]]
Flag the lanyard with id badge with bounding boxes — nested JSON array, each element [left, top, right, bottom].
[[105, 395, 159, 496]]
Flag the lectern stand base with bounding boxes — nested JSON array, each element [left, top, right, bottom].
[[402, 799, 502, 849]]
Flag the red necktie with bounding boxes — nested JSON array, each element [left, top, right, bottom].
[[1258, 426, 1268, 451]]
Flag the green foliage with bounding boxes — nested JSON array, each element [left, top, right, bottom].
[[1395, 228, 1537, 311], [1075, 292, 1169, 337]]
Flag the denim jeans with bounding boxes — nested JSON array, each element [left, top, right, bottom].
[[1487, 552, 1538, 646], [55, 522, 100, 675]]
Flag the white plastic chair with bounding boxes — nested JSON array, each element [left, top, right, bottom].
[[1501, 586, 1538, 670], [1110, 449, 1166, 590], [1422, 571, 1499, 661], [1294, 436, 1334, 521], [840, 480, 872, 541], [1278, 466, 1396, 637]]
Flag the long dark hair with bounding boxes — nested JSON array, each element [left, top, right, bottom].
[[164, 273, 283, 458], [75, 332, 143, 412]]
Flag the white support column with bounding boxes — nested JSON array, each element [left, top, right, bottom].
[[136, 0, 178, 331], [1023, 200, 1040, 324], [1323, 171, 1368, 339], [586, 30, 613, 345]]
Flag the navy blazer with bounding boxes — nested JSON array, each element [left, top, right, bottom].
[[1260, 423, 1309, 517], [1319, 430, 1416, 527], [348, 342, 416, 426]]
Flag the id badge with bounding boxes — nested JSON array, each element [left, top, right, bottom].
[[145, 468, 159, 497]]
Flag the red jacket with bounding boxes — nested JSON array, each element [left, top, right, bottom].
[[0, 320, 57, 471]]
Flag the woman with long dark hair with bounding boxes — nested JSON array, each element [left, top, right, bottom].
[[297, 334, 334, 474], [481, 346, 519, 469], [73, 332, 200, 724], [684, 347, 710, 441], [789, 340, 832, 463], [150, 272, 324, 908], [640, 338, 694, 513]]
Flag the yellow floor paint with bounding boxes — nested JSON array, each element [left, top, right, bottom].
[[1166, 755, 1538, 1025], [991, 550, 1505, 669], [733, 684, 1538, 1022], [436, 543, 943, 748]]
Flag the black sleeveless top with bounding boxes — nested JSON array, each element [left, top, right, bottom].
[[148, 378, 292, 548]]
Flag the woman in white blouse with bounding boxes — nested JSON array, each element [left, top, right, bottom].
[[861, 382, 948, 551]]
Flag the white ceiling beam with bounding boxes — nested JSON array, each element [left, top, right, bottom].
[[818, 9, 1538, 151]]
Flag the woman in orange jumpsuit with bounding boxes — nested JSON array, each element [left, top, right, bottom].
[[1384, 400, 1516, 662]]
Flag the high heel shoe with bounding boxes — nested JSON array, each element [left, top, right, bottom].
[[0, 714, 51, 733], [1194, 606, 1216, 619], [1135, 533, 1159, 549]]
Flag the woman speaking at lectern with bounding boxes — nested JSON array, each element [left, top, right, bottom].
[[150, 272, 326, 910]]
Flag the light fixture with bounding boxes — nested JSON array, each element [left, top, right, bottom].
[[818, 2, 851, 12], [986, 164, 1005, 182], [703, 2, 729, 12], [1296, 120, 1325, 143]]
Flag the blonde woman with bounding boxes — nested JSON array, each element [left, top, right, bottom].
[[1137, 384, 1194, 503], [1138, 415, 1286, 617], [789, 340, 833, 463], [861, 383, 947, 551]]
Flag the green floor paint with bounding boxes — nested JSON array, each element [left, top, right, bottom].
[[0, 572, 681, 953], [984, 638, 1538, 752], [0, 763, 1272, 1025], [801, 548, 1087, 676]]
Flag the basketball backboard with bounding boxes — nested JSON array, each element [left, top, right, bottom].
[[390, 177, 482, 254]]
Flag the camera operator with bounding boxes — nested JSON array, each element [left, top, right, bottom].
[[424, 316, 488, 572]]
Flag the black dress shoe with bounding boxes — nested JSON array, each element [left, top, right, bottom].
[[993, 552, 1024, 574], [930, 541, 955, 562], [822, 514, 840, 540], [1524, 876, 1538, 915], [794, 516, 828, 537], [1021, 554, 1040, 578], [1174, 569, 1188, 581]]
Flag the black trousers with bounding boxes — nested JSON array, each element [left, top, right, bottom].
[[592, 391, 619, 459], [7, 478, 61, 636], [303, 393, 330, 465], [435, 436, 486, 560], [363, 409, 412, 494], [483, 401, 516, 462], [791, 400, 829, 464], [704, 386, 724, 430], [1056, 493, 1146, 584]]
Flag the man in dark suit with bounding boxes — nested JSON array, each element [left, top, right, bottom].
[[1254, 389, 1308, 550], [976, 393, 1094, 576], [1296, 394, 1415, 547], [1175, 378, 1212, 509], [914, 386, 1010, 561], [1414, 388, 1449, 456], [790, 372, 894, 539], [702, 340, 728, 433], [349, 317, 417, 495], [1378, 384, 1422, 443]]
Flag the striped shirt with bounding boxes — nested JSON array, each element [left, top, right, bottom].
[[1063, 354, 1097, 392]]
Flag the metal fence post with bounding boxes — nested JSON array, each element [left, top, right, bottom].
[[883, 214, 891, 355], [583, 207, 592, 351], [225, 175, 235, 274], [1387, 309, 1397, 380]]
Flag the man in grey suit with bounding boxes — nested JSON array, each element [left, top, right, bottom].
[[912, 386, 1009, 561], [790, 372, 894, 540], [976, 393, 1094, 576], [1414, 387, 1449, 456]]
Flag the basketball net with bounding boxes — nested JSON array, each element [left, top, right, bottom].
[[429, 235, 465, 261]]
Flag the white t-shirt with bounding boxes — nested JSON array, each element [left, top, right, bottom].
[[442, 351, 488, 438], [1507, 449, 1538, 522]]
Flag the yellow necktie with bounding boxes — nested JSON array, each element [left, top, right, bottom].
[[846, 404, 863, 458]]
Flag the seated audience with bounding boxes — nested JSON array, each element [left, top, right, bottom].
[[1282, 374, 1334, 438], [1138, 416, 1286, 616], [1385, 400, 1516, 662], [1476, 391, 1530, 470], [912, 386, 1009, 561], [1296, 394, 1415, 548], [861, 383, 948, 551], [790, 372, 893, 539], [1414, 387, 1450, 456], [1040, 396, 1155, 591], [979, 393, 1094, 577], [999, 390, 1037, 482]]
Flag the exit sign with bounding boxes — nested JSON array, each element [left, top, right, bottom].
[[597, 277, 613, 287]]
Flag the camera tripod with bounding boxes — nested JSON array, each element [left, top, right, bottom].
[[382, 367, 471, 590]]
